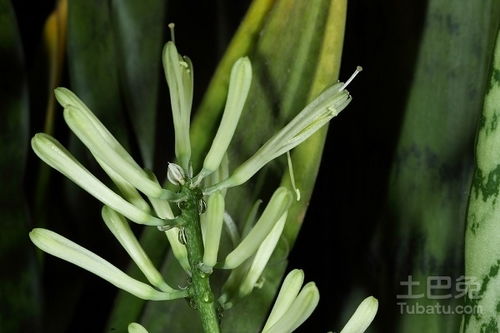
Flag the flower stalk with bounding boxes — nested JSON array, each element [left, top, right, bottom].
[[177, 185, 220, 333]]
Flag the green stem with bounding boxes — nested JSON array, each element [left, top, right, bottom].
[[179, 186, 220, 333]]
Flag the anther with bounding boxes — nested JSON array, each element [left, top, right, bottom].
[[168, 23, 176, 44]]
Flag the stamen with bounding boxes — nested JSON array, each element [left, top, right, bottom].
[[168, 23, 176, 44], [339, 66, 363, 91]]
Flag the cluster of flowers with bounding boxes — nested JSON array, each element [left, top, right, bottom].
[[30, 29, 375, 332]]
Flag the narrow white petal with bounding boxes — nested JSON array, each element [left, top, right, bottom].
[[64, 106, 164, 198], [264, 282, 320, 333], [238, 211, 287, 297], [101, 207, 173, 292], [29, 228, 187, 300], [223, 187, 292, 269], [31, 134, 163, 226], [163, 42, 192, 170], [340, 296, 378, 333], [201, 57, 252, 175], [202, 192, 225, 268], [54, 87, 142, 168], [262, 269, 305, 331]]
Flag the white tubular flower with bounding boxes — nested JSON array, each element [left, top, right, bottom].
[[238, 211, 287, 297], [205, 67, 362, 194], [340, 296, 378, 333], [101, 206, 173, 292], [128, 322, 149, 333], [263, 281, 320, 333], [54, 88, 145, 171], [96, 159, 151, 213], [63, 106, 166, 198], [263, 269, 305, 330], [31, 134, 164, 226], [202, 191, 225, 268], [222, 187, 292, 269], [163, 41, 193, 171], [144, 170, 190, 273], [196, 57, 252, 180], [29, 228, 187, 300]]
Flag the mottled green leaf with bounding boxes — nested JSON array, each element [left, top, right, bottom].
[[0, 0, 40, 331], [379, 1, 500, 332], [464, 27, 500, 333]]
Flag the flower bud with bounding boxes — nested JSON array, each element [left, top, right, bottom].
[[238, 211, 287, 297], [101, 206, 173, 292], [263, 269, 305, 330], [340, 296, 378, 333], [31, 133, 163, 226], [163, 41, 193, 171], [63, 106, 164, 198], [198, 57, 252, 179], [29, 228, 187, 300], [167, 162, 186, 185], [223, 187, 292, 269], [202, 192, 225, 268], [128, 323, 149, 333], [263, 282, 319, 333]]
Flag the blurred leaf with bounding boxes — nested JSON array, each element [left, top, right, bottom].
[[0, 0, 40, 331], [111, 0, 167, 168], [378, 1, 500, 332], [138, 0, 347, 331], [42, 0, 67, 135], [67, 0, 129, 146], [464, 27, 500, 333]]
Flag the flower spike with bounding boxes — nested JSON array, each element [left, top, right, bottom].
[[29, 228, 187, 300]]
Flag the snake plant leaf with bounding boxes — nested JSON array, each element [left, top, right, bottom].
[[378, 1, 500, 332], [67, 0, 129, 147], [0, 1, 40, 331], [463, 28, 500, 333], [110, 0, 166, 168], [138, 0, 348, 331]]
